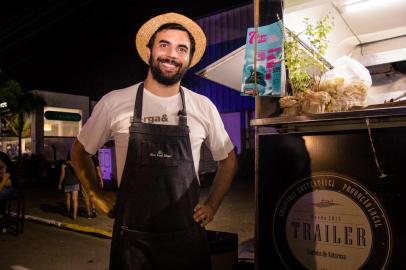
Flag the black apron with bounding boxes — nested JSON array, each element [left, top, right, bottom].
[[109, 83, 211, 270]]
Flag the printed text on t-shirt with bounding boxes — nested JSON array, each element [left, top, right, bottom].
[[143, 114, 169, 124]]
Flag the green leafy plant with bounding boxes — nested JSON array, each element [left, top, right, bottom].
[[0, 80, 46, 160], [283, 14, 334, 94]]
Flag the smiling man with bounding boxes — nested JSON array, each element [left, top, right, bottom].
[[148, 26, 190, 87], [70, 12, 237, 270]]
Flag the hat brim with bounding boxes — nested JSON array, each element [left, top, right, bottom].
[[135, 12, 206, 68]]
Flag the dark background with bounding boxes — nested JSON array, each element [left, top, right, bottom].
[[0, 0, 250, 100]]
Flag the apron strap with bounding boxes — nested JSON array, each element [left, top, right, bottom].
[[178, 87, 187, 126], [133, 83, 145, 123], [133, 82, 188, 126]]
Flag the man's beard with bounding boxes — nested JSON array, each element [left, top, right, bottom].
[[149, 55, 189, 86]]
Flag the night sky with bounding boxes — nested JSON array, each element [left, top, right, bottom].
[[0, 0, 250, 100]]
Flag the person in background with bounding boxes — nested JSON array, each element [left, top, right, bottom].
[[0, 163, 11, 233], [71, 12, 237, 270], [0, 165, 10, 194], [58, 154, 80, 220], [81, 154, 103, 218], [0, 160, 12, 214], [0, 152, 16, 217]]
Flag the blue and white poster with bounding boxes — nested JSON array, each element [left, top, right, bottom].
[[241, 20, 284, 96]]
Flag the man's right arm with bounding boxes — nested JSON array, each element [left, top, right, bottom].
[[71, 139, 115, 216]]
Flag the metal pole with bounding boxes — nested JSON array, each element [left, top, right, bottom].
[[0, 102, 7, 152], [254, 2, 285, 270], [0, 109, 2, 152]]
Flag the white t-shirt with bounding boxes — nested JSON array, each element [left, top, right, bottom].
[[77, 82, 234, 185]]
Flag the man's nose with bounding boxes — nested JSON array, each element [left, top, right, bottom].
[[166, 47, 178, 58]]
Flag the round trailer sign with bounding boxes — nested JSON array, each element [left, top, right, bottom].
[[273, 173, 391, 270]]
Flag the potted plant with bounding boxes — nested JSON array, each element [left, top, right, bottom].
[[280, 14, 334, 115]]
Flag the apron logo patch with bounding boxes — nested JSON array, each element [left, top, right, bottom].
[[150, 149, 172, 158]]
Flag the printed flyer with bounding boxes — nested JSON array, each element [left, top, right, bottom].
[[241, 20, 284, 96]]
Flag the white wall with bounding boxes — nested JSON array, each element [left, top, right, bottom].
[[38, 91, 90, 122], [31, 90, 90, 160]]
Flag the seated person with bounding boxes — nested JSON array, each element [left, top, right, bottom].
[[0, 153, 17, 221]]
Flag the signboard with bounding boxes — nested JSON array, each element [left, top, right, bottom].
[[273, 173, 391, 270], [44, 111, 81, 122], [99, 148, 112, 181], [241, 20, 284, 96]]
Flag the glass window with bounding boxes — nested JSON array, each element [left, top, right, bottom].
[[44, 107, 82, 137]]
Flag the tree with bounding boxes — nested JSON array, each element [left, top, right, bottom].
[[0, 80, 46, 161]]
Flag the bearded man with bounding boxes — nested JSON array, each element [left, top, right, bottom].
[[71, 12, 237, 270]]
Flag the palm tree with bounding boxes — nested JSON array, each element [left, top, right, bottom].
[[0, 80, 46, 161]]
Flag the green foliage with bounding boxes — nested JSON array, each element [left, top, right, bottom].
[[284, 14, 334, 93], [0, 80, 46, 115], [2, 113, 31, 138], [0, 80, 22, 110], [0, 80, 46, 159]]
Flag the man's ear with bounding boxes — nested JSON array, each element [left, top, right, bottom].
[[146, 47, 151, 61]]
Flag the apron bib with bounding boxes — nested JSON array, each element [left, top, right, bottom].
[[109, 83, 211, 270]]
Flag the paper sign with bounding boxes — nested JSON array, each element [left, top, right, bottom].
[[241, 20, 284, 96]]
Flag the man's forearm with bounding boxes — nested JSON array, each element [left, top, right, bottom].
[[71, 139, 116, 216], [205, 149, 238, 213], [71, 140, 100, 197]]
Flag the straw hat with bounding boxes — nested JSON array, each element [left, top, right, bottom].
[[135, 12, 206, 68]]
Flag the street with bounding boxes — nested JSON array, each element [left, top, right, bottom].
[[0, 222, 110, 270], [0, 177, 255, 270]]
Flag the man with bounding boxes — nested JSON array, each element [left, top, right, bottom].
[[71, 12, 237, 270]]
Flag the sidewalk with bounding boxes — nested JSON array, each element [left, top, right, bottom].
[[23, 184, 114, 237]]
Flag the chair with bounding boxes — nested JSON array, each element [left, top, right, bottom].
[[1, 181, 26, 236]]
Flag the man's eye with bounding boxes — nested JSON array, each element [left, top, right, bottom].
[[178, 47, 188, 53], [159, 43, 168, 48]]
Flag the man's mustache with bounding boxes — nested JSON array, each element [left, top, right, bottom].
[[158, 57, 181, 67]]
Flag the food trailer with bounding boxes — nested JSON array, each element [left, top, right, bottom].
[[198, 0, 406, 268]]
